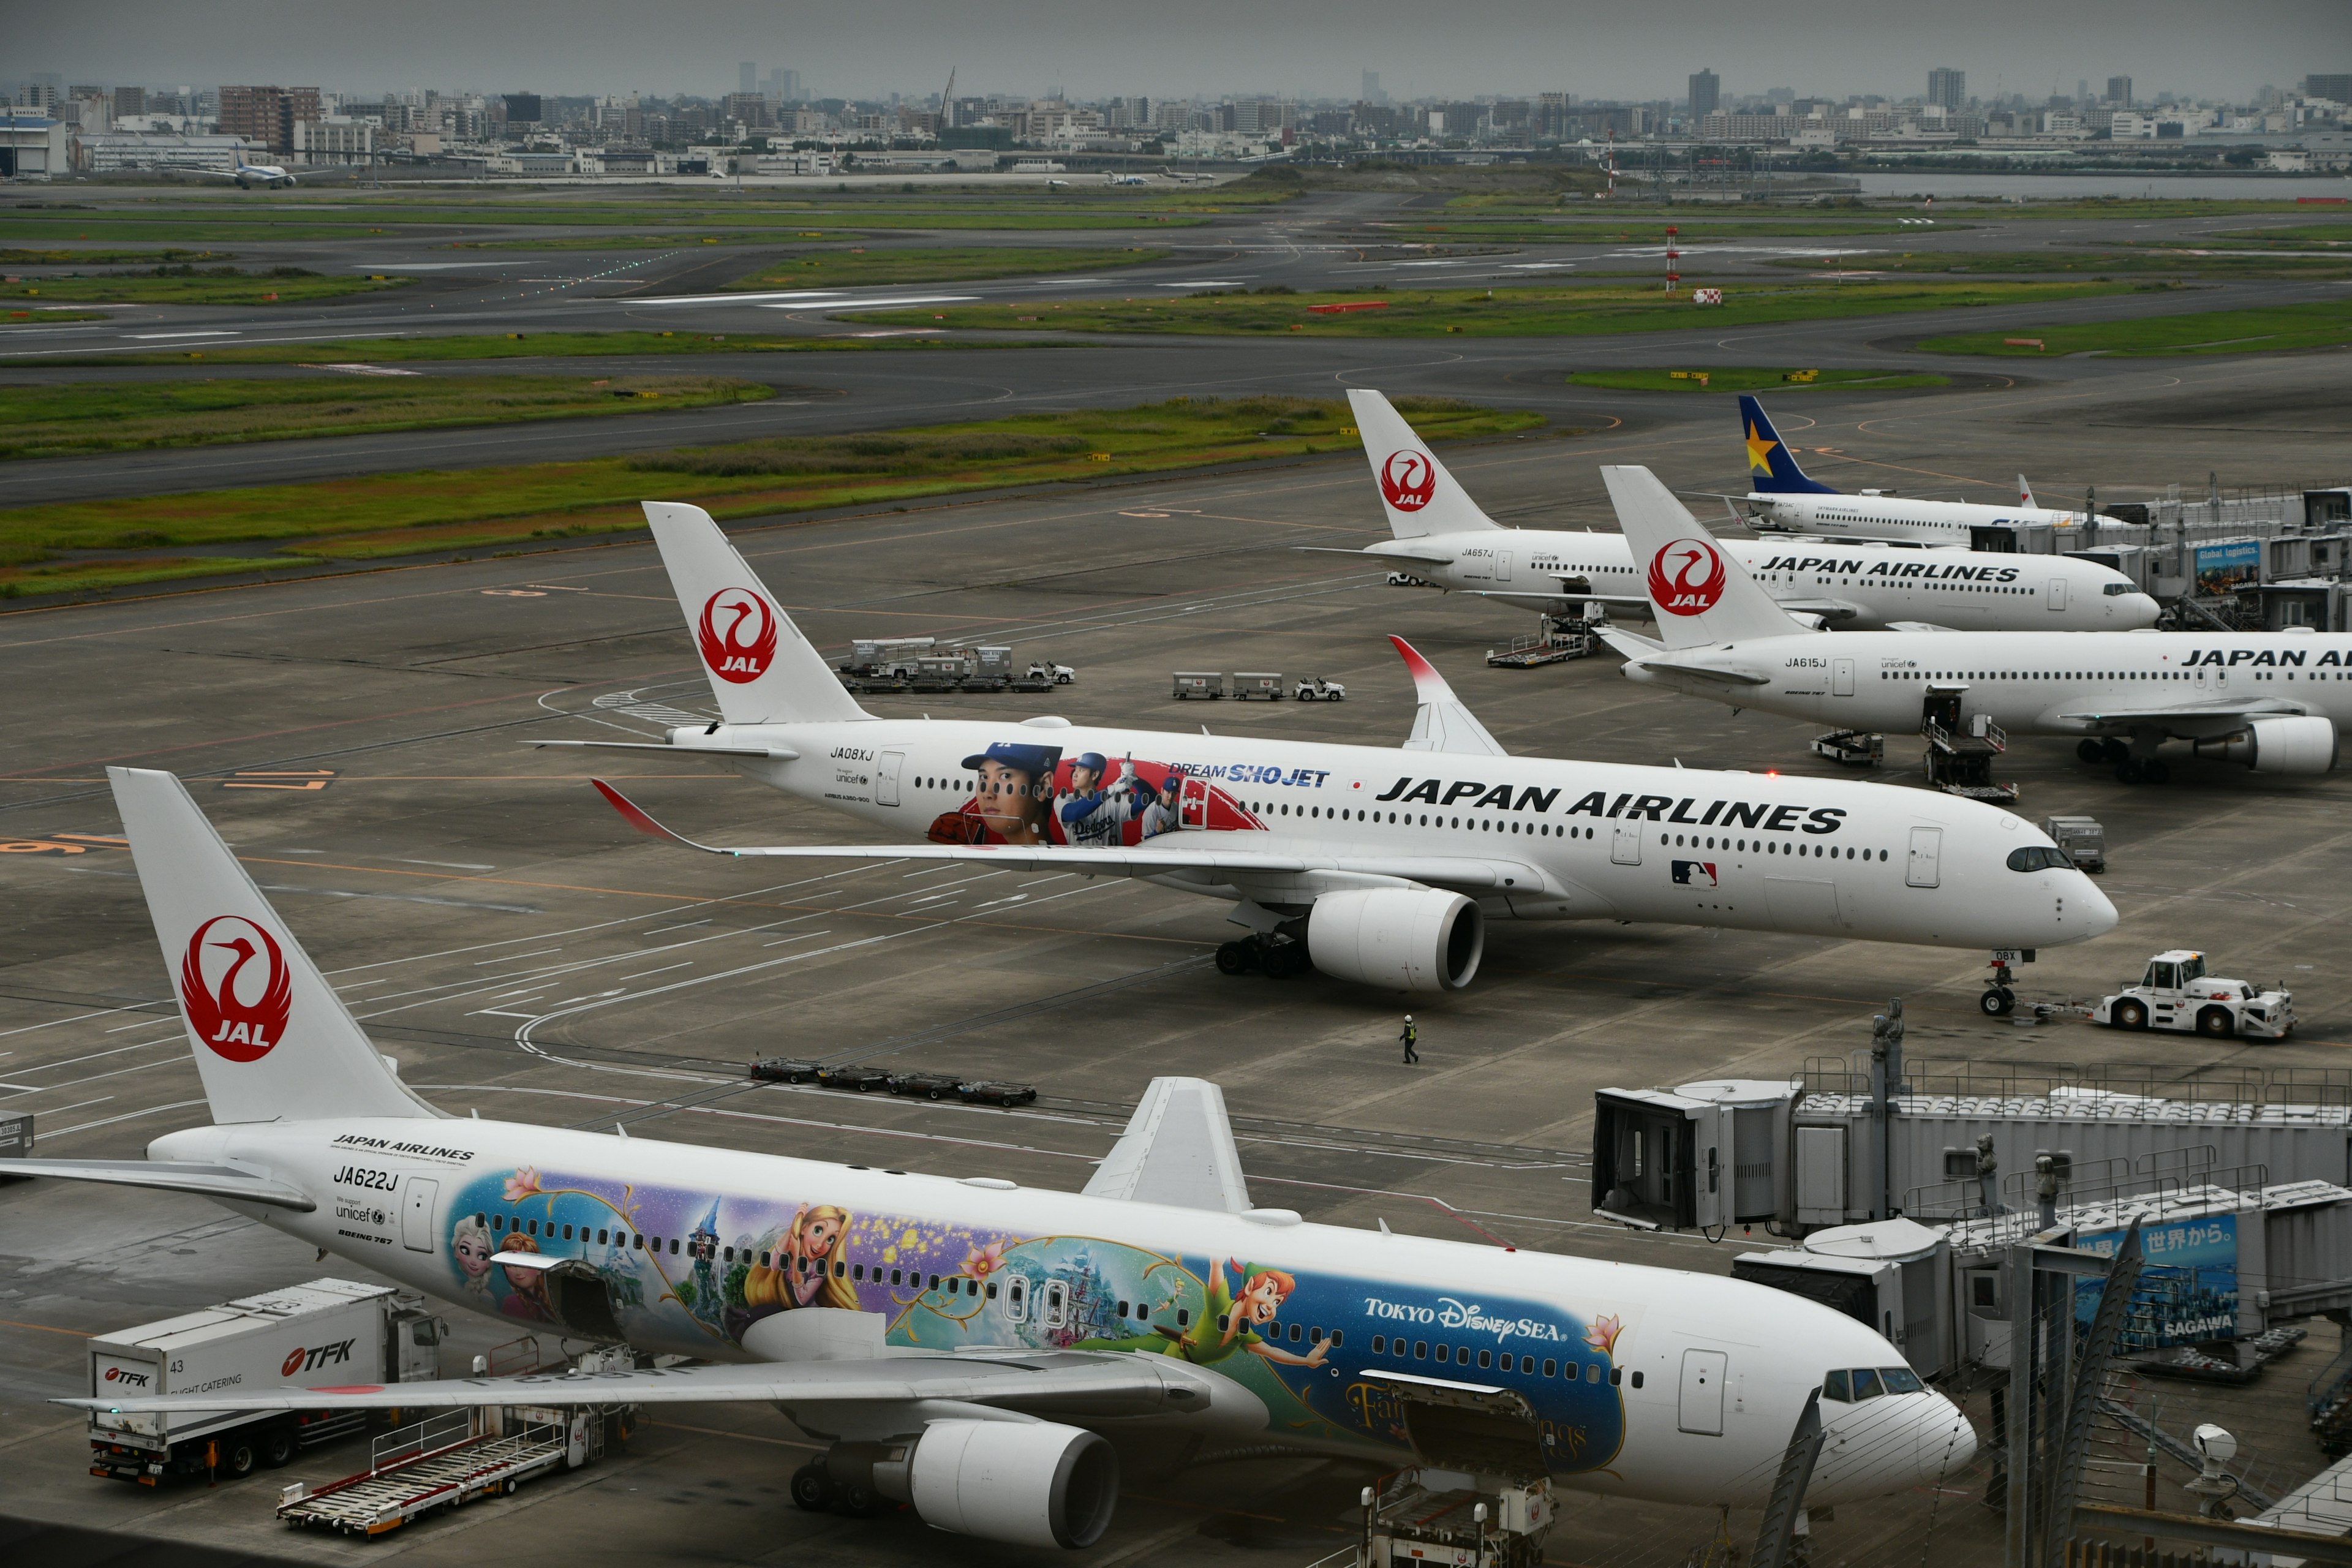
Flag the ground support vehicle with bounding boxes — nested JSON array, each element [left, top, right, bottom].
[[1923, 714, 2018, 802], [2092, 950, 2294, 1039], [1811, 729, 1885, 767], [750, 1057, 820, 1084], [2043, 815, 2107, 873], [1027, 660, 1076, 685], [1487, 614, 1599, 669], [956, 1080, 1037, 1107], [1295, 676, 1347, 702], [815, 1064, 892, 1092], [86, 1280, 443, 1485], [887, 1069, 962, 1101], [1232, 672, 1284, 700], [277, 1396, 630, 1537], [1172, 671, 1224, 699]]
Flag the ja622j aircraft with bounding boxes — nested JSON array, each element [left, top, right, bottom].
[[36, 768, 1977, 1550], [1329, 391, 2154, 631], [1737, 396, 2101, 545], [539, 503, 2112, 989], [1600, 467, 2350, 786]]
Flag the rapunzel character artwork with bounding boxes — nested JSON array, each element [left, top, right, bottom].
[[728, 1204, 858, 1340]]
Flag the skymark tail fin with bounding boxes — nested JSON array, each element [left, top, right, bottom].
[[642, 502, 872, 726], [1602, 467, 1812, 651], [107, 767, 438, 1125], [1346, 389, 1502, 539], [1736, 396, 1838, 496]]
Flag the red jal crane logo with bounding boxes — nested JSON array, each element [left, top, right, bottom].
[[1647, 538, 1728, 617], [180, 915, 292, 1063], [697, 588, 778, 684], [1379, 450, 1436, 512]]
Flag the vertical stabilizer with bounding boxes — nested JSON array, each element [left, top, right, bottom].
[[642, 502, 872, 726], [1082, 1077, 1252, 1213], [1346, 389, 1504, 539], [1736, 396, 1839, 496], [1603, 467, 1815, 650], [2018, 474, 2038, 508], [108, 768, 439, 1125]]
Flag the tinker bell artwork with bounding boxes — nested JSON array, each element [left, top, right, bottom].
[[448, 1164, 1632, 1474]]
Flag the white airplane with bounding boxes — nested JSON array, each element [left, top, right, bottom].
[[1104, 172, 1150, 186], [39, 767, 1977, 1547], [200, 138, 296, 189], [1332, 391, 2158, 632], [1599, 467, 2350, 788], [539, 503, 2114, 987], [1738, 396, 2101, 545]]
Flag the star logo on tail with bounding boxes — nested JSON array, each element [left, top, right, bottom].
[[1744, 421, 1778, 473]]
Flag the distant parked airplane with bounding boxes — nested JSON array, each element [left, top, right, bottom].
[[200, 139, 296, 189]]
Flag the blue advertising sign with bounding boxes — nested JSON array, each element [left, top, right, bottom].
[[2075, 1213, 2239, 1349], [2193, 539, 2261, 597]]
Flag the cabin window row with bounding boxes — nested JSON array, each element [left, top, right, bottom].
[[1661, 832, 1888, 862], [1365, 1332, 1643, 1388]]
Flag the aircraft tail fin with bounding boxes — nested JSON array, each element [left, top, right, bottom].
[[107, 767, 439, 1126], [643, 502, 873, 726], [2018, 473, 2038, 508], [1603, 466, 1812, 650], [1736, 395, 1838, 496], [1346, 389, 1503, 539]]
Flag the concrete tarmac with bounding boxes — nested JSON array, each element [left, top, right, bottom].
[[1, 390, 2348, 1564]]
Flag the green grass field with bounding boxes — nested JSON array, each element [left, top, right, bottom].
[[1766, 248, 2352, 278], [726, 246, 1168, 290], [855, 280, 2138, 339], [1393, 217, 1960, 239], [2203, 224, 2352, 247], [1564, 368, 1951, 393], [1917, 299, 2352, 357], [0, 247, 235, 265], [0, 395, 1539, 595], [4, 308, 108, 325], [0, 270, 409, 306], [23, 330, 1055, 367], [0, 374, 774, 460]]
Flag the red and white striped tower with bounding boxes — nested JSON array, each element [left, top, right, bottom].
[[1665, 225, 1681, 294]]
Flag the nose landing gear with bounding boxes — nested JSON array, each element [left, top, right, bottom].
[[1980, 956, 2018, 1017]]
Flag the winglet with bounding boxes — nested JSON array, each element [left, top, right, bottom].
[[591, 779, 726, 853], [1390, 637, 1507, 757]]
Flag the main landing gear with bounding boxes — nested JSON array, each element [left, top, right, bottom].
[[1215, 935, 1313, 979], [2078, 737, 2169, 785], [791, 1459, 885, 1518]]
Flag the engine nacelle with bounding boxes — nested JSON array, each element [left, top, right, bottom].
[[903, 1419, 1118, 1550], [2195, 715, 2340, 776], [1306, 887, 1483, 992]]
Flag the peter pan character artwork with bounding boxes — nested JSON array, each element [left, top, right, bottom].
[[1079, 1258, 1327, 1370]]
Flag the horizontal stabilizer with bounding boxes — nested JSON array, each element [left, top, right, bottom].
[[533, 739, 798, 760], [1084, 1077, 1252, 1213], [0, 1159, 315, 1211]]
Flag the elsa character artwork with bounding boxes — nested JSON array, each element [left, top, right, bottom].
[[728, 1202, 858, 1341], [451, 1218, 496, 1300], [496, 1232, 555, 1322]]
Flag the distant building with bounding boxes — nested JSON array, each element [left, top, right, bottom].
[[0, 115, 69, 177], [1927, 67, 1964, 111], [2307, 74, 2352, 104], [1362, 69, 1384, 106], [292, 117, 374, 165], [739, 61, 756, 95], [502, 92, 542, 127], [1689, 68, 1720, 118], [113, 85, 144, 118], [720, 91, 771, 129], [2106, 75, 2133, 107], [217, 85, 322, 153]]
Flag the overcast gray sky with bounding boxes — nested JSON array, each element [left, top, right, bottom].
[[15, 1, 2337, 103]]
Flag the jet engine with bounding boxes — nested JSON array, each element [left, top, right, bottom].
[[894, 1419, 1119, 1550], [2194, 715, 2340, 776], [1306, 888, 1484, 992]]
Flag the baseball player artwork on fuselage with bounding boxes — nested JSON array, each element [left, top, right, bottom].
[[926, 741, 1263, 848]]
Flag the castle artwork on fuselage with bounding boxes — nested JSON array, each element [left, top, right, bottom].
[[924, 742, 1264, 848], [445, 1165, 1632, 1475]]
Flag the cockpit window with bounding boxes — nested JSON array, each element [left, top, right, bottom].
[[2102, 583, 2133, 597], [1880, 1367, 1925, 1395], [2007, 846, 2074, 873], [1822, 1369, 1851, 1402], [1850, 1368, 1886, 1400]]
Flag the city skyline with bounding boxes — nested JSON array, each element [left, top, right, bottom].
[[10, 0, 2340, 105]]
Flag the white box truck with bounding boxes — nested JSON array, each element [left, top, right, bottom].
[[86, 1278, 445, 1485]]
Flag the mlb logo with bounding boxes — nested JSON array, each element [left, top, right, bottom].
[[1672, 860, 1717, 888]]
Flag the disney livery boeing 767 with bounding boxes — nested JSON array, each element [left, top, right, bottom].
[[1329, 391, 2154, 631], [542, 504, 2112, 992], [40, 769, 1976, 1550]]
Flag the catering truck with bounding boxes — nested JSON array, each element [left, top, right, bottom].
[[86, 1278, 445, 1485]]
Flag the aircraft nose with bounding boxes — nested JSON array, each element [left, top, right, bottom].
[[2127, 593, 2162, 625], [2073, 874, 2119, 939]]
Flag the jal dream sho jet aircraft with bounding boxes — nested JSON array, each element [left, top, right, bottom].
[[38, 768, 1976, 1548], [1736, 396, 2097, 545], [538, 503, 2111, 990], [1599, 467, 2348, 786], [1332, 391, 2155, 631]]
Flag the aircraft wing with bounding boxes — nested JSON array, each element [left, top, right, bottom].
[[1296, 545, 1457, 565], [1885, 621, 1959, 633], [2057, 698, 2305, 726], [59, 1349, 1210, 1421], [591, 781, 1543, 894], [535, 739, 799, 761], [1082, 1076, 1251, 1213], [0, 1159, 316, 1212]]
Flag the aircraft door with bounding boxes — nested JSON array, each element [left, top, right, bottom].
[[1494, 551, 1513, 583], [1178, 775, 1211, 830], [1905, 827, 1943, 889], [1610, 820, 1643, 866], [401, 1177, 439, 1253], [1832, 658, 1855, 697], [2048, 578, 2068, 611], [1042, 1279, 1069, 1329], [875, 751, 905, 807], [1678, 1348, 1728, 1436]]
